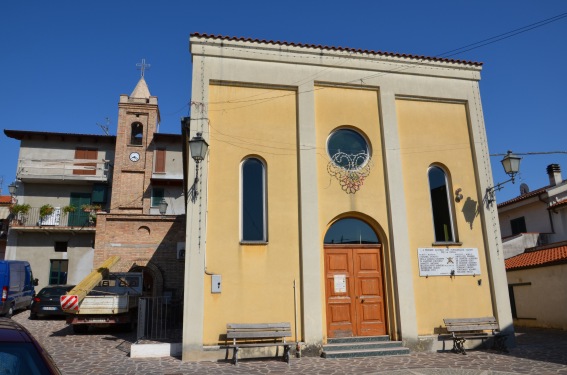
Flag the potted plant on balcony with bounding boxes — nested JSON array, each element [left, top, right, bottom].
[[80, 204, 101, 212], [80, 204, 102, 226], [63, 204, 76, 214], [39, 204, 55, 220], [9, 203, 31, 225]]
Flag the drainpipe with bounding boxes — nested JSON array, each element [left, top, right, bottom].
[[540, 164, 563, 238], [538, 193, 555, 238]]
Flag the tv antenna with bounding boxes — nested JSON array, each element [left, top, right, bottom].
[[97, 117, 110, 135]]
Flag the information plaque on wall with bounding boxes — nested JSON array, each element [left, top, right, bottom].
[[418, 248, 481, 277]]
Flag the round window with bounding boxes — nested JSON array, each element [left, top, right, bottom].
[[327, 128, 369, 169]]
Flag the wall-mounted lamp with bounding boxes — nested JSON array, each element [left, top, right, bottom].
[[158, 198, 168, 216], [189, 132, 209, 163], [8, 180, 18, 204], [486, 150, 521, 205], [188, 132, 209, 199], [455, 188, 463, 203]]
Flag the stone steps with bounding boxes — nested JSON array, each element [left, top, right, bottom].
[[321, 336, 410, 359]]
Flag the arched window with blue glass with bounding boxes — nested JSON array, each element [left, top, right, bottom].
[[428, 165, 455, 243], [324, 218, 379, 245], [241, 157, 267, 242]]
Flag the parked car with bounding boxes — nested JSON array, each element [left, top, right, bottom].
[[0, 260, 38, 317], [30, 285, 75, 319], [0, 317, 62, 374]]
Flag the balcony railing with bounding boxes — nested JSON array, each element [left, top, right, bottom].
[[10, 207, 98, 229], [17, 158, 111, 182]]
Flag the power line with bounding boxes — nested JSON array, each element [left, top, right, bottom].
[[195, 10, 567, 110], [437, 12, 567, 58], [490, 151, 567, 157]]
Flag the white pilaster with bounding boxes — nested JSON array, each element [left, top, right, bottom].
[[182, 54, 210, 360], [380, 89, 419, 344], [297, 82, 324, 347]]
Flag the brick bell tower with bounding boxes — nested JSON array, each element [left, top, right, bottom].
[[93, 62, 186, 299], [110, 74, 160, 213]]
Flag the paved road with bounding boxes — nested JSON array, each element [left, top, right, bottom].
[[11, 311, 567, 374]]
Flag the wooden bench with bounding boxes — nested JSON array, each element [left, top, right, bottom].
[[443, 317, 508, 355], [225, 322, 294, 365]]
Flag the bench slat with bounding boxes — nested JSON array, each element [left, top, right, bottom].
[[227, 328, 290, 333], [445, 324, 498, 332], [227, 323, 290, 329], [226, 343, 292, 349], [443, 317, 497, 324], [227, 331, 291, 339], [444, 317, 499, 333]]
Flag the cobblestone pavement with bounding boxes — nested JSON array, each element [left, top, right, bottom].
[[11, 311, 567, 375]]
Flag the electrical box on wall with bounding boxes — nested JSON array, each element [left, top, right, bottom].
[[212, 274, 221, 293]]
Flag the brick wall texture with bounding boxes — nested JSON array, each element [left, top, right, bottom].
[[94, 213, 186, 300]]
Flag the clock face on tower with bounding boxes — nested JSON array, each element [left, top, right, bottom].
[[129, 152, 140, 162]]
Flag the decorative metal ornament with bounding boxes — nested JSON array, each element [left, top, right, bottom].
[[327, 151, 373, 194]]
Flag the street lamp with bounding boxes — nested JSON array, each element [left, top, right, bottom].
[[8, 180, 18, 204], [499, 150, 521, 182], [158, 198, 168, 216], [189, 132, 209, 163], [188, 132, 209, 199], [486, 150, 522, 205]]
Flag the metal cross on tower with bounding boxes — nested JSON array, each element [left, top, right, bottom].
[[136, 58, 151, 77]]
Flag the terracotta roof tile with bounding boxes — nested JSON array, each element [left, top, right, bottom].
[[505, 245, 567, 270], [0, 196, 11, 204], [548, 199, 567, 210], [497, 186, 550, 208], [190, 33, 483, 67]]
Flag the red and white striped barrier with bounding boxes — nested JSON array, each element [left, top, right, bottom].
[[60, 295, 79, 311]]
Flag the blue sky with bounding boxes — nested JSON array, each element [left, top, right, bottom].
[[1, 1, 566, 203]]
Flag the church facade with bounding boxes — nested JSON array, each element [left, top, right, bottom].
[[181, 33, 513, 359]]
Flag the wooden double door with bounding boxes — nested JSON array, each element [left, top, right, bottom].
[[325, 246, 386, 338]]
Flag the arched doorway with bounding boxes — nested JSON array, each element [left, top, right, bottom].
[[130, 262, 163, 297], [324, 217, 387, 338]]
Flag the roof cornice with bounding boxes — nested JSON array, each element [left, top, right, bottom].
[[190, 32, 483, 67]]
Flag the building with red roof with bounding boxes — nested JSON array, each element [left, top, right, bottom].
[[505, 243, 567, 330], [499, 165, 567, 330], [498, 164, 567, 259]]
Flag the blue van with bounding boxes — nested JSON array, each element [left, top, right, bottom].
[[0, 261, 38, 317]]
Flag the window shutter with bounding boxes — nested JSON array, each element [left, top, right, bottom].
[[155, 148, 166, 173], [74, 148, 98, 175]]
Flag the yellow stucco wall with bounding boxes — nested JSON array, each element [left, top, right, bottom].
[[508, 264, 567, 330], [314, 86, 392, 337], [205, 84, 301, 345], [204, 86, 495, 343], [396, 99, 494, 335]]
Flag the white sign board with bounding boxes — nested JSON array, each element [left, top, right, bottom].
[[418, 248, 481, 277], [334, 275, 346, 293]]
